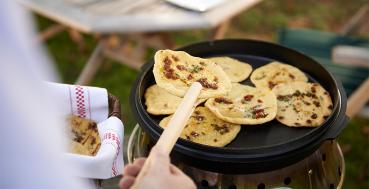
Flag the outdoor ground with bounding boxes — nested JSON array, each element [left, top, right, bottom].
[[35, 0, 368, 188]]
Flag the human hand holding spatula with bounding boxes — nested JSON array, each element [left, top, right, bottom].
[[129, 82, 202, 189]]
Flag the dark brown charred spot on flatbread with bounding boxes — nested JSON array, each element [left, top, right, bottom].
[[295, 122, 301, 126], [324, 91, 329, 95], [88, 122, 98, 132], [214, 97, 233, 104], [306, 119, 312, 124], [278, 116, 284, 120], [199, 62, 206, 66], [73, 132, 84, 143], [185, 135, 190, 140], [251, 106, 268, 119], [257, 99, 263, 103], [293, 90, 302, 97], [213, 77, 218, 82], [243, 95, 254, 101], [328, 105, 333, 110], [213, 139, 218, 142], [311, 113, 318, 119], [201, 132, 206, 135], [176, 65, 186, 71], [197, 78, 218, 89], [190, 131, 199, 138], [311, 86, 317, 93], [187, 74, 193, 80], [288, 73, 295, 79], [268, 81, 277, 89], [163, 57, 178, 80], [212, 124, 230, 135], [164, 56, 171, 65], [304, 92, 318, 99], [90, 137, 96, 145], [277, 90, 304, 101], [193, 114, 205, 121], [171, 55, 179, 62], [313, 101, 321, 107], [323, 115, 329, 119], [303, 101, 311, 106], [91, 143, 101, 155], [192, 110, 205, 121], [277, 95, 290, 102]]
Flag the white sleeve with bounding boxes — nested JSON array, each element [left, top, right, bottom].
[[0, 1, 92, 189]]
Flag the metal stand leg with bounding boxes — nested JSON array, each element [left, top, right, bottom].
[[75, 41, 104, 85]]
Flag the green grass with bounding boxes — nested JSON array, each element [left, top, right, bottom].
[[34, 0, 368, 187]]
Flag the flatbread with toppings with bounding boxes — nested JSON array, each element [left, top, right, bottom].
[[68, 115, 101, 156], [272, 82, 333, 127], [159, 107, 241, 147], [250, 62, 308, 89], [153, 50, 232, 98], [145, 84, 206, 115], [208, 57, 252, 82], [205, 83, 277, 125]]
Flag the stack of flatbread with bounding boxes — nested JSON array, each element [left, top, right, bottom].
[[68, 115, 101, 156], [146, 50, 333, 147]]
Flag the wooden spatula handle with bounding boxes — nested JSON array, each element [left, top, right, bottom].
[[130, 82, 202, 189]]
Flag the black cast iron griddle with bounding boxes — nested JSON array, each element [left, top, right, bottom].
[[130, 39, 349, 174]]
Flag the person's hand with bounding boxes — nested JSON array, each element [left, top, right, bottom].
[[119, 146, 196, 189]]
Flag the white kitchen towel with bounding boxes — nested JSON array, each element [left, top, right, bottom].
[[65, 116, 124, 179], [45, 82, 124, 179], [45, 82, 109, 123]]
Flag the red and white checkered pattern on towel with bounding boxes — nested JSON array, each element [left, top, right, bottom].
[[69, 85, 90, 119]]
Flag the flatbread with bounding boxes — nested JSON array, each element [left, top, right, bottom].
[[70, 141, 90, 156], [205, 83, 277, 125], [272, 82, 333, 127], [68, 115, 101, 156], [208, 57, 252, 82], [159, 107, 241, 147], [250, 61, 308, 89], [145, 84, 206, 115], [153, 50, 232, 98]]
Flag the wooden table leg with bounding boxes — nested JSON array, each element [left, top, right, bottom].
[[347, 77, 369, 118], [210, 20, 230, 40], [68, 29, 85, 51], [75, 41, 105, 85], [38, 24, 66, 42]]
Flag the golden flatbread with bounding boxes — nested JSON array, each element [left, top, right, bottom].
[[68, 115, 101, 156], [272, 82, 333, 127], [205, 83, 277, 125], [70, 141, 90, 156], [145, 84, 206, 115], [208, 57, 252, 82], [250, 61, 308, 89], [159, 107, 241, 147], [153, 50, 232, 98]]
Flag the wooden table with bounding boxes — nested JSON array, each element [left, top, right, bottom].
[[20, 0, 262, 85]]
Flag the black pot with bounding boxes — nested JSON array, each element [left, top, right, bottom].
[[130, 39, 349, 174]]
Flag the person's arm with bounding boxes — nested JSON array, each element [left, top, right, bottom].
[[119, 146, 196, 189]]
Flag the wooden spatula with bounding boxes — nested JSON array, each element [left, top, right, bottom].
[[130, 82, 202, 189]]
